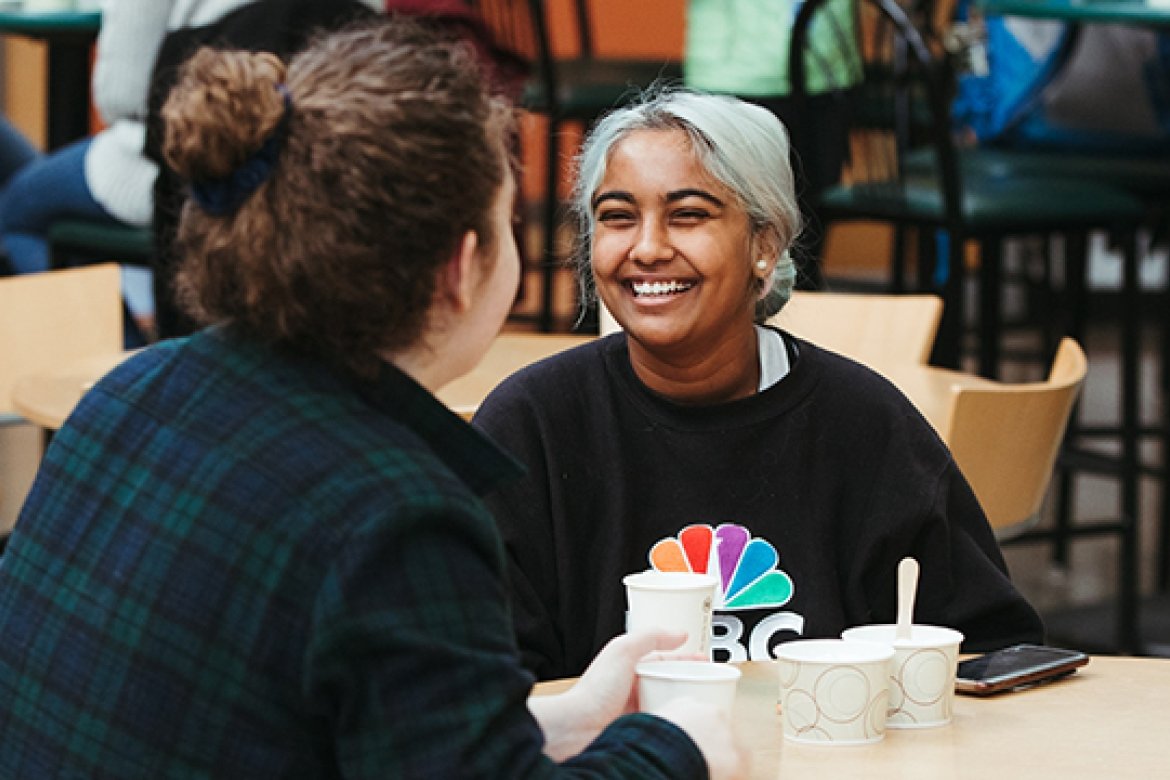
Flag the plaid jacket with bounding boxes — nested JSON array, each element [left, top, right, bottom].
[[0, 327, 703, 779]]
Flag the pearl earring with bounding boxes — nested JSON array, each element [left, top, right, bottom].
[[756, 259, 768, 271]]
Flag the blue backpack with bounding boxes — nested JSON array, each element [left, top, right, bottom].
[[951, 1, 1170, 153]]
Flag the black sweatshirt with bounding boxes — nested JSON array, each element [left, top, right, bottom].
[[474, 331, 1044, 681]]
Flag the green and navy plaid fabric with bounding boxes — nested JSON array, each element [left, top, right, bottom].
[[0, 327, 703, 779]]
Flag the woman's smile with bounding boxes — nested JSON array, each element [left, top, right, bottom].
[[628, 278, 697, 299]]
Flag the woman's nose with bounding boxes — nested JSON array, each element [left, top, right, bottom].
[[630, 219, 673, 264]]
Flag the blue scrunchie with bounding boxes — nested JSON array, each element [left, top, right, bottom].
[[190, 85, 293, 217]]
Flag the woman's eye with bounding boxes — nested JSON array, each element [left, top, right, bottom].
[[597, 210, 635, 225], [672, 209, 709, 223]]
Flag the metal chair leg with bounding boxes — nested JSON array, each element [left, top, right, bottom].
[[1051, 232, 1089, 567], [930, 230, 965, 369], [539, 116, 562, 333], [1117, 229, 1142, 653], [977, 236, 1004, 379], [1161, 263, 1170, 592]]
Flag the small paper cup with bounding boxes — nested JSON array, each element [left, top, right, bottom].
[[841, 624, 964, 729], [636, 660, 741, 712], [623, 570, 717, 659], [775, 639, 895, 745]]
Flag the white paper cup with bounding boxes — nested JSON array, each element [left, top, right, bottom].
[[775, 639, 895, 745], [623, 570, 717, 659], [636, 660, 741, 712], [841, 624, 964, 729]]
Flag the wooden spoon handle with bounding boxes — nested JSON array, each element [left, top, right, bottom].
[[896, 557, 919, 640]]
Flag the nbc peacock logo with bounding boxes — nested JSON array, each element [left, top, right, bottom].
[[649, 523, 795, 611]]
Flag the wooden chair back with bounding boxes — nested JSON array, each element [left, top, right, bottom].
[[601, 291, 942, 368], [769, 290, 943, 365], [942, 338, 1087, 534], [0, 265, 123, 422]]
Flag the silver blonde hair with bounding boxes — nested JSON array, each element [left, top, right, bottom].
[[570, 86, 802, 323]]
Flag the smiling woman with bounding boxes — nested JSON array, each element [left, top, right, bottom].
[[571, 91, 803, 405], [588, 126, 772, 403], [472, 87, 1044, 683]]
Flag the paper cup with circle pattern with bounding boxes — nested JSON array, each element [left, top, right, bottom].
[[624, 570, 717, 659], [775, 639, 895, 745], [841, 624, 964, 729], [636, 660, 741, 713]]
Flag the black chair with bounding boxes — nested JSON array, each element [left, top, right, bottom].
[[47, 219, 155, 346], [48, 220, 153, 268], [789, 0, 1148, 652], [473, 0, 681, 331], [918, 9, 1170, 605], [789, 0, 1146, 376]]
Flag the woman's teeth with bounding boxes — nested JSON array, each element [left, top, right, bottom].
[[631, 280, 695, 297]]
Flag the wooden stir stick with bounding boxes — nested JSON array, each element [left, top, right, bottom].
[[896, 557, 919, 641]]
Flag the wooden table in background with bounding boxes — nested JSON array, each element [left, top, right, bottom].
[[534, 656, 1168, 779], [9, 337, 987, 432], [9, 333, 594, 431], [10, 336, 988, 432], [438, 333, 592, 419], [10, 349, 127, 430]]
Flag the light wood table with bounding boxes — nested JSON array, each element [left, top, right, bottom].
[[535, 656, 1168, 779], [9, 333, 594, 430], [437, 333, 593, 420], [10, 350, 130, 430]]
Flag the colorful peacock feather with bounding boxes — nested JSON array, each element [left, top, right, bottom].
[[649, 523, 795, 610]]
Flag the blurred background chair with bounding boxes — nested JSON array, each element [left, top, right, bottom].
[[0, 264, 123, 550], [787, 0, 1146, 377], [474, 0, 681, 331], [788, 0, 1151, 653], [770, 290, 942, 366], [942, 8, 1170, 605], [47, 219, 153, 269], [944, 337, 1087, 537], [0, 263, 123, 428], [944, 4, 1170, 252], [936, 337, 1145, 651], [604, 290, 942, 367]]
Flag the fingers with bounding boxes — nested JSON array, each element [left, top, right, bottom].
[[610, 629, 689, 663], [578, 631, 689, 694], [638, 649, 709, 664]]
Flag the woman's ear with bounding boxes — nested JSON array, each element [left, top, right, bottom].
[[751, 228, 783, 282], [439, 230, 481, 313]]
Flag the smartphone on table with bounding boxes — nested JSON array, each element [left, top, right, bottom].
[[955, 643, 1089, 696]]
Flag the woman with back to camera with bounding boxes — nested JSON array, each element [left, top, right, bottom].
[[0, 24, 744, 779], [473, 87, 1044, 682]]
